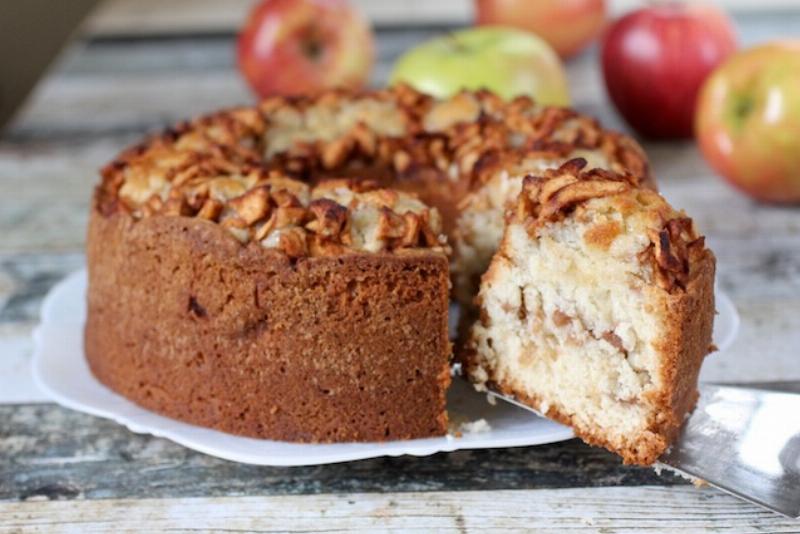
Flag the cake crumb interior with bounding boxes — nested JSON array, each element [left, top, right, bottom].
[[469, 196, 667, 444]]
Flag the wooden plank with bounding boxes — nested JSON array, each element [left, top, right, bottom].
[[0, 254, 85, 322], [82, 0, 800, 36], [83, 0, 472, 36], [19, 25, 589, 136], [0, 254, 84, 403], [85, 0, 465, 35], [15, 7, 800, 138], [0, 325, 46, 403], [0, 253, 83, 403], [0, 405, 687, 502], [1, 488, 797, 532]]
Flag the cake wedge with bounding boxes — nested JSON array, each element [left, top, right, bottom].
[[461, 159, 716, 465]]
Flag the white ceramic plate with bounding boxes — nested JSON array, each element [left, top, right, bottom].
[[32, 269, 740, 466]]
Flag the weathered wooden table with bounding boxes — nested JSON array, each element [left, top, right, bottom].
[[1, 9, 799, 532]]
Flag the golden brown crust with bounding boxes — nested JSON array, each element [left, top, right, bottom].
[[97, 85, 654, 244], [85, 209, 452, 442], [645, 249, 717, 457]]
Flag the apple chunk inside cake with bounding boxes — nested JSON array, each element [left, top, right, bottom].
[[463, 159, 716, 465]]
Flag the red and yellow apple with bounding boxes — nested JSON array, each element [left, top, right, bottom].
[[475, 0, 606, 59], [696, 41, 800, 203], [601, 3, 737, 139], [237, 0, 374, 97], [389, 27, 570, 105]]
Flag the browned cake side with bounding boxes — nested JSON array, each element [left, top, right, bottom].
[[86, 211, 451, 441]]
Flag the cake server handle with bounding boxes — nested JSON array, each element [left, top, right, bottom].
[[658, 382, 800, 518]]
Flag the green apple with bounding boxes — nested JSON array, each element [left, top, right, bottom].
[[696, 41, 800, 203], [389, 26, 570, 105]]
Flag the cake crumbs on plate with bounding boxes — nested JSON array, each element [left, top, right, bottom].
[[459, 418, 491, 435], [447, 415, 492, 437]]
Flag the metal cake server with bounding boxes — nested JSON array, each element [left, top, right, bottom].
[[488, 381, 800, 518]]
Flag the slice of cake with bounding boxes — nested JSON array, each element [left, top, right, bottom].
[[86, 174, 452, 442], [461, 159, 716, 465], [451, 122, 654, 308]]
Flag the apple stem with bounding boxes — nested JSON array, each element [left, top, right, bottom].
[[445, 32, 467, 53], [303, 40, 323, 61]]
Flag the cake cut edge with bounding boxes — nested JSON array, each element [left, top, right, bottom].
[[461, 159, 716, 465]]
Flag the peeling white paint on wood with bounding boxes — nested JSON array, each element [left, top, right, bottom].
[[1, 488, 798, 533], [82, 0, 800, 36]]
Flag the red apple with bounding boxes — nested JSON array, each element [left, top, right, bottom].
[[237, 0, 375, 97], [475, 0, 606, 59], [601, 3, 737, 139], [696, 41, 800, 203]]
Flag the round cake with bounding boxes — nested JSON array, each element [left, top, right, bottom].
[[86, 85, 712, 459], [88, 174, 453, 442]]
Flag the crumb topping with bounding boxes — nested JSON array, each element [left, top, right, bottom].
[[96, 85, 653, 258], [515, 158, 638, 229], [515, 158, 709, 293], [648, 217, 708, 293]]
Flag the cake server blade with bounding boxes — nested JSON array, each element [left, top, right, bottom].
[[486, 382, 800, 518], [659, 382, 800, 518]]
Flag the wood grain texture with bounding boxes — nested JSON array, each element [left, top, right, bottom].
[[2, 488, 799, 533], [0, 404, 685, 502], [81, 0, 800, 36]]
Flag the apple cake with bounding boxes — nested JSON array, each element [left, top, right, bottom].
[[461, 159, 716, 465], [86, 84, 713, 454]]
